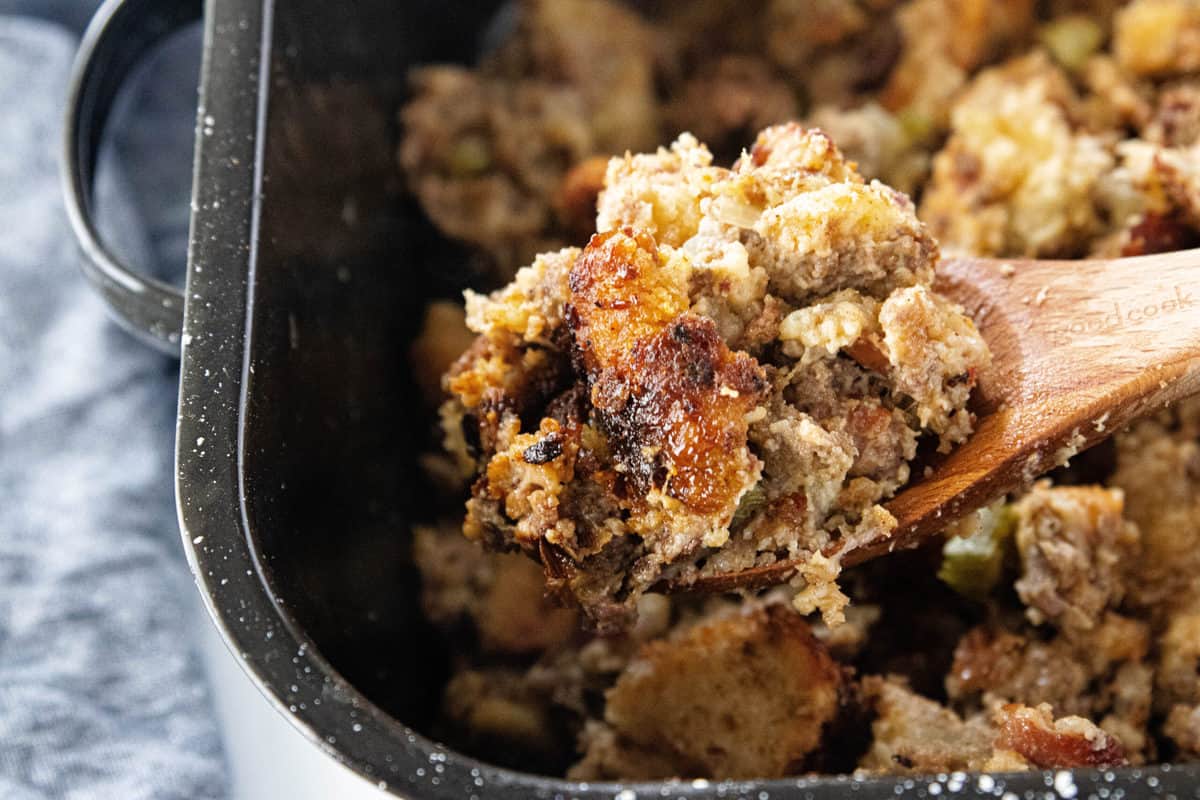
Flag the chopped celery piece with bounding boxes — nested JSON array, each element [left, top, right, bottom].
[[938, 503, 1016, 601], [1039, 15, 1104, 72], [731, 483, 767, 530], [897, 108, 934, 145], [448, 134, 493, 177]]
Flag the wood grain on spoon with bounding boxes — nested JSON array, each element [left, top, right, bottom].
[[682, 248, 1200, 592]]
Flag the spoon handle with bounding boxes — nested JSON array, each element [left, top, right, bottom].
[[872, 248, 1200, 559]]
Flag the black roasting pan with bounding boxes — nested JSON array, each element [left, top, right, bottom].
[[62, 0, 1200, 797]]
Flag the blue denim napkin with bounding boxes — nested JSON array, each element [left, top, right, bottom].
[[0, 6, 227, 798]]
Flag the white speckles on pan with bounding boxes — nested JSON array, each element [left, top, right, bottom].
[[173, 1, 1200, 799], [1053, 772, 1077, 799]]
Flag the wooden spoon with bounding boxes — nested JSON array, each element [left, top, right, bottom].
[[682, 247, 1200, 592]]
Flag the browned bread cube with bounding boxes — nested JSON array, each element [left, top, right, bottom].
[[590, 604, 842, 779]]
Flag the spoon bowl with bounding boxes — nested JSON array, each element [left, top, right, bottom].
[[681, 247, 1200, 592]]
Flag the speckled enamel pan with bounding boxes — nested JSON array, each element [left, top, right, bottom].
[[63, 0, 1200, 797]]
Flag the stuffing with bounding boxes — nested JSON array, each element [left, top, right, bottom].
[[1010, 483, 1139, 634], [446, 125, 986, 629], [807, 103, 930, 195], [399, 0, 661, 279], [403, 0, 1200, 782], [920, 53, 1114, 258], [881, 0, 1036, 128], [1114, 0, 1200, 78], [663, 56, 799, 162], [1164, 704, 1200, 758], [410, 301, 476, 408], [946, 615, 1154, 761], [1156, 600, 1200, 710], [1112, 401, 1200, 609], [399, 67, 592, 275], [413, 523, 578, 654], [575, 603, 843, 780], [859, 677, 996, 772], [860, 680, 1128, 773], [992, 703, 1128, 768]]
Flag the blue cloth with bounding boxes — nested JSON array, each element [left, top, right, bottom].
[[0, 5, 227, 798]]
